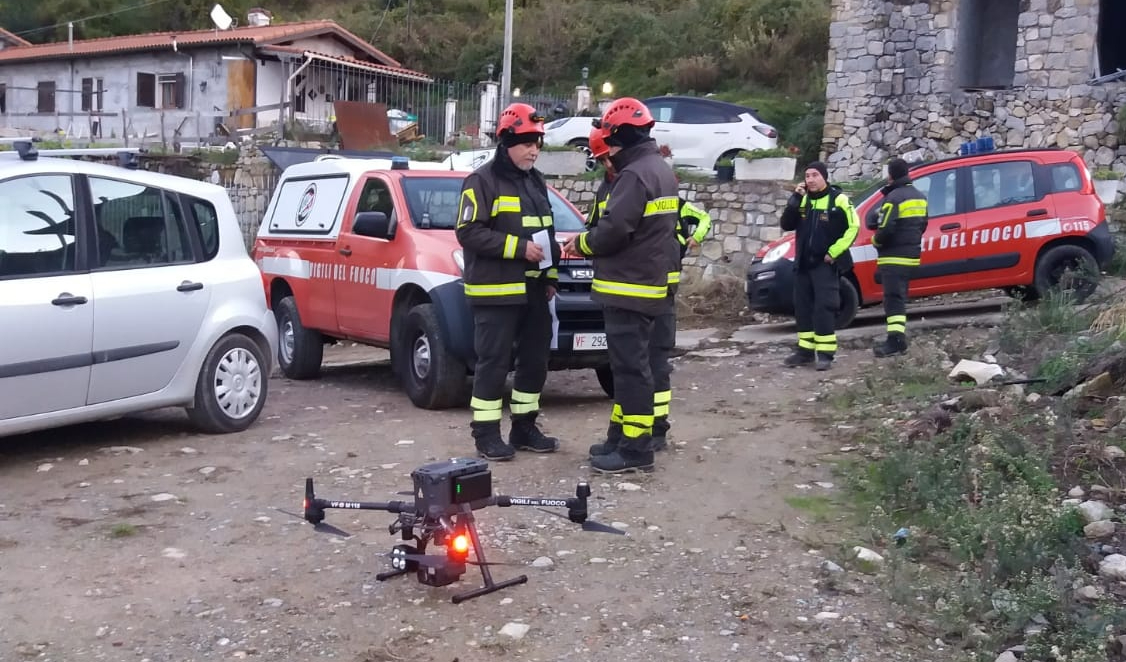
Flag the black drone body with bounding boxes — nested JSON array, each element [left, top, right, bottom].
[[295, 457, 622, 603]]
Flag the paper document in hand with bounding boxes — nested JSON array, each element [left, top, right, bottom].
[[531, 230, 553, 269]]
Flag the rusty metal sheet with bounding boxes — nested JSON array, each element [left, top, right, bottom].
[[333, 101, 395, 151]]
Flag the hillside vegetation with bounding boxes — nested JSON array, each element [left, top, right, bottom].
[[0, 0, 831, 158]]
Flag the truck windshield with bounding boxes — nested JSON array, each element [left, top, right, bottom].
[[399, 177, 586, 232]]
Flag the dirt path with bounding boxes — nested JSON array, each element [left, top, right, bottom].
[[0, 342, 954, 662]]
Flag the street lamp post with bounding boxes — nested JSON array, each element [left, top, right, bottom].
[[500, 0, 514, 109]]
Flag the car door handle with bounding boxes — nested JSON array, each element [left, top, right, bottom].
[[339, 247, 352, 256], [176, 281, 204, 292], [940, 223, 961, 231], [1026, 208, 1048, 217], [51, 293, 88, 306]]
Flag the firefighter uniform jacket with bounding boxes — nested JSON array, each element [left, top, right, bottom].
[[574, 140, 680, 316], [676, 198, 712, 260], [780, 185, 859, 272], [866, 177, 929, 267], [456, 149, 561, 305]]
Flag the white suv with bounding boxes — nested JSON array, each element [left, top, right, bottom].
[[0, 144, 278, 438]]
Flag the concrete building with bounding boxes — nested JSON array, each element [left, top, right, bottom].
[[823, 0, 1126, 180], [0, 10, 431, 142]]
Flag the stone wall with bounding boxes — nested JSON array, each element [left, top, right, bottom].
[[547, 177, 793, 283], [824, 0, 1126, 186]]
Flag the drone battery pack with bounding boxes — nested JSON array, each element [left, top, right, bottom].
[[411, 458, 493, 513], [452, 470, 491, 504]]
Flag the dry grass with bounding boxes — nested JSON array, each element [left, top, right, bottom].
[[675, 275, 747, 326]]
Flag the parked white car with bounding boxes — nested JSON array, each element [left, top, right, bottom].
[[0, 144, 278, 438], [544, 96, 779, 172]]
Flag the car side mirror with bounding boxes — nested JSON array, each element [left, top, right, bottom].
[[353, 211, 392, 239]]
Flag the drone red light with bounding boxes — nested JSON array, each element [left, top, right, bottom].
[[452, 534, 470, 554]]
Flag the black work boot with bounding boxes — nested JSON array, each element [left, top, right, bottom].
[[873, 332, 908, 358], [815, 352, 834, 371], [591, 444, 656, 474], [589, 423, 623, 456], [783, 348, 815, 367], [472, 421, 514, 461], [651, 416, 670, 452], [509, 412, 560, 453]]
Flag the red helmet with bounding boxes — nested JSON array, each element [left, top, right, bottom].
[[598, 97, 655, 133], [588, 125, 610, 159], [497, 102, 546, 136]]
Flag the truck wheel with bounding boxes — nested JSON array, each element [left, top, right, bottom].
[[186, 333, 269, 434], [397, 303, 468, 409], [1034, 245, 1098, 302], [595, 365, 614, 398], [835, 277, 860, 329], [276, 295, 323, 379]]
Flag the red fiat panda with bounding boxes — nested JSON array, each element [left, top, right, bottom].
[[746, 148, 1115, 327]]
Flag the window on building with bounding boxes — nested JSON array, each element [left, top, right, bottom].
[[81, 77, 104, 112], [1098, 0, 1126, 77], [0, 83, 6, 114], [957, 0, 1019, 89], [37, 81, 56, 113], [137, 72, 185, 109]]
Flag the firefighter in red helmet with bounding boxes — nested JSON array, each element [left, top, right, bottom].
[[563, 98, 680, 473], [456, 102, 562, 461], [584, 124, 613, 229]]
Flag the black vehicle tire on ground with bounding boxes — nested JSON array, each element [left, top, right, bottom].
[[1033, 244, 1099, 303], [276, 295, 323, 380], [835, 276, 860, 329], [568, 138, 597, 172], [397, 303, 469, 409], [595, 365, 614, 398], [186, 333, 269, 434]]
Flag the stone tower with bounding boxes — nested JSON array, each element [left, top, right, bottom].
[[822, 0, 1126, 180]]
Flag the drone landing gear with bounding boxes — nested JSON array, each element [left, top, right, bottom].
[[451, 514, 527, 604]]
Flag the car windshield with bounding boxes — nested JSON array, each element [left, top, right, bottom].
[[399, 177, 586, 232]]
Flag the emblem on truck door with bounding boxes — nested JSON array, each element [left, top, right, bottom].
[[296, 183, 317, 226]]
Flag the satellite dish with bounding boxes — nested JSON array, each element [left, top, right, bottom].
[[210, 4, 234, 30]]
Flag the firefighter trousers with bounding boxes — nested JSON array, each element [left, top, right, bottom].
[[469, 280, 552, 424], [793, 262, 839, 357], [649, 302, 676, 421], [879, 264, 912, 335], [604, 306, 656, 451]]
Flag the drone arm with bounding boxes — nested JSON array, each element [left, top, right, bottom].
[[313, 499, 409, 513]]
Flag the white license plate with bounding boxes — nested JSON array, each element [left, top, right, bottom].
[[572, 333, 607, 350]]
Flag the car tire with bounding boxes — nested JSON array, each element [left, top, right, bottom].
[[568, 139, 597, 172], [595, 364, 614, 398], [835, 276, 860, 329], [1033, 244, 1099, 302], [276, 295, 323, 380], [186, 333, 269, 434], [397, 303, 469, 409]]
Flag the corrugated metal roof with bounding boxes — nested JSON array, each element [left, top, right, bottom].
[[0, 20, 402, 67]]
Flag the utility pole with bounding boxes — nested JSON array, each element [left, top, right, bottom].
[[407, 0, 412, 39], [499, 0, 513, 110]]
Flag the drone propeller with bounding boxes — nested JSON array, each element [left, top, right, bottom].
[[275, 508, 353, 538], [536, 507, 626, 535]]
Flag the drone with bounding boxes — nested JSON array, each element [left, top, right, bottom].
[[286, 457, 624, 603]]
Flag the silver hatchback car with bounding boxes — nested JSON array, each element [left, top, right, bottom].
[[0, 144, 278, 438]]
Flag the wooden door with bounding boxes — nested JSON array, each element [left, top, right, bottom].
[[226, 60, 256, 130]]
